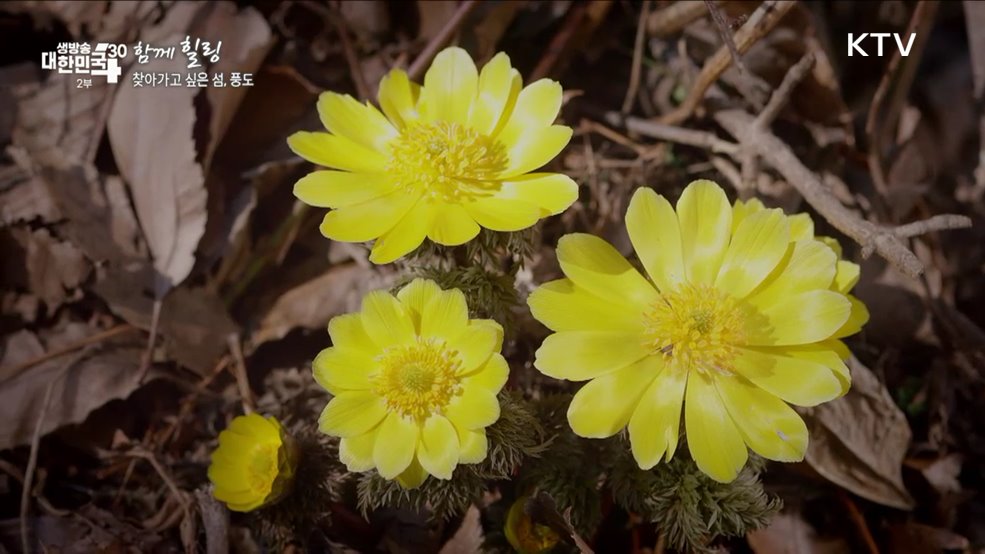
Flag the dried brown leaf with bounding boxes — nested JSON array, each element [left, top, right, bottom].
[[438, 505, 484, 554], [251, 263, 377, 347], [0, 323, 143, 449], [802, 356, 915, 509], [10, 228, 90, 310], [107, 51, 207, 291], [747, 512, 850, 554]]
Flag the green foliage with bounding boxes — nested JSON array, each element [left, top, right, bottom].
[[608, 441, 781, 553], [517, 394, 604, 534], [396, 264, 521, 333], [355, 391, 548, 521], [253, 431, 345, 548]]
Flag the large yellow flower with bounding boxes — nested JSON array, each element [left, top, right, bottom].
[[314, 279, 508, 488], [288, 47, 577, 264], [527, 180, 868, 482], [208, 413, 298, 512]]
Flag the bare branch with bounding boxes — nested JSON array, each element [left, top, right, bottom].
[[659, 0, 796, 125], [892, 214, 973, 239], [407, 0, 479, 80], [756, 53, 814, 128], [604, 112, 739, 154], [705, 0, 747, 74]]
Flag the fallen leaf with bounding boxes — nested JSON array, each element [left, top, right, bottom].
[[250, 263, 377, 347], [802, 356, 915, 509], [107, 47, 207, 292], [0, 322, 144, 449], [439, 505, 484, 554], [886, 521, 970, 553], [11, 228, 90, 310], [92, 264, 237, 375]]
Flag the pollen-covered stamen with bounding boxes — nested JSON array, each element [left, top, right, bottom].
[[643, 283, 746, 374], [373, 338, 463, 421], [388, 121, 509, 202]]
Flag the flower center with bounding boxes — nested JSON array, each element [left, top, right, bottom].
[[387, 121, 508, 202], [643, 283, 746, 374], [374, 338, 463, 420]]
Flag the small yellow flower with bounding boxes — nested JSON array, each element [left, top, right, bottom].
[[527, 180, 869, 483], [208, 413, 298, 512], [288, 46, 577, 264], [314, 279, 508, 488], [504, 496, 560, 554]]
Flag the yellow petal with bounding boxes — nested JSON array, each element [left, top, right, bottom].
[[499, 125, 572, 178], [318, 391, 387, 437], [715, 373, 808, 462], [428, 203, 481, 244], [312, 347, 376, 394], [556, 233, 659, 309], [464, 353, 509, 391], [369, 199, 433, 263], [567, 358, 657, 438], [421, 287, 469, 339], [395, 457, 428, 488], [496, 79, 563, 146], [747, 240, 837, 306], [319, 192, 417, 242], [339, 429, 377, 471], [456, 427, 488, 464], [420, 47, 478, 124], [833, 260, 860, 293], [527, 278, 643, 333], [497, 173, 578, 215], [788, 213, 815, 241], [450, 321, 502, 372], [317, 92, 398, 153], [628, 359, 686, 468], [676, 180, 732, 285], [469, 52, 521, 136], [328, 313, 378, 355], [745, 290, 851, 346], [715, 208, 790, 298], [464, 197, 544, 232], [832, 295, 868, 338], [730, 197, 765, 232], [287, 131, 387, 173], [684, 372, 748, 483], [626, 187, 686, 293], [396, 278, 443, 333], [418, 415, 460, 479], [534, 331, 649, 381], [227, 412, 278, 440], [373, 413, 419, 478], [444, 388, 500, 430], [360, 290, 416, 347], [731, 346, 843, 406], [378, 69, 420, 128], [294, 171, 397, 209], [208, 462, 249, 494]]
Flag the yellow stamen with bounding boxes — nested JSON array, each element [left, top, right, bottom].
[[387, 121, 508, 202], [643, 283, 746, 374], [374, 338, 463, 421]]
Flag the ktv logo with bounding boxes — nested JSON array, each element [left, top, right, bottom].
[[847, 33, 916, 57]]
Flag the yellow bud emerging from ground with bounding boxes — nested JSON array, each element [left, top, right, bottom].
[[527, 180, 869, 483], [288, 46, 578, 264], [208, 413, 299, 512], [505, 496, 560, 554], [314, 279, 508, 488]]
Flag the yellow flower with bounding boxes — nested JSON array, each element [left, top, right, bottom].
[[288, 47, 577, 264], [208, 413, 298, 512], [527, 180, 868, 483], [504, 496, 560, 554], [314, 278, 508, 488]]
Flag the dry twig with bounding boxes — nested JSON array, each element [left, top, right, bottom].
[[227, 334, 256, 414], [2, 324, 134, 377], [408, 0, 479, 80], [659, 0, 795, 125], [622, 0, 651, 113], [647, 0, 709, 37], [603, 112, 739, 155], [714, 57, 971, 278], [21, 348, 92, 554], [704, 0, 747, 75]]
